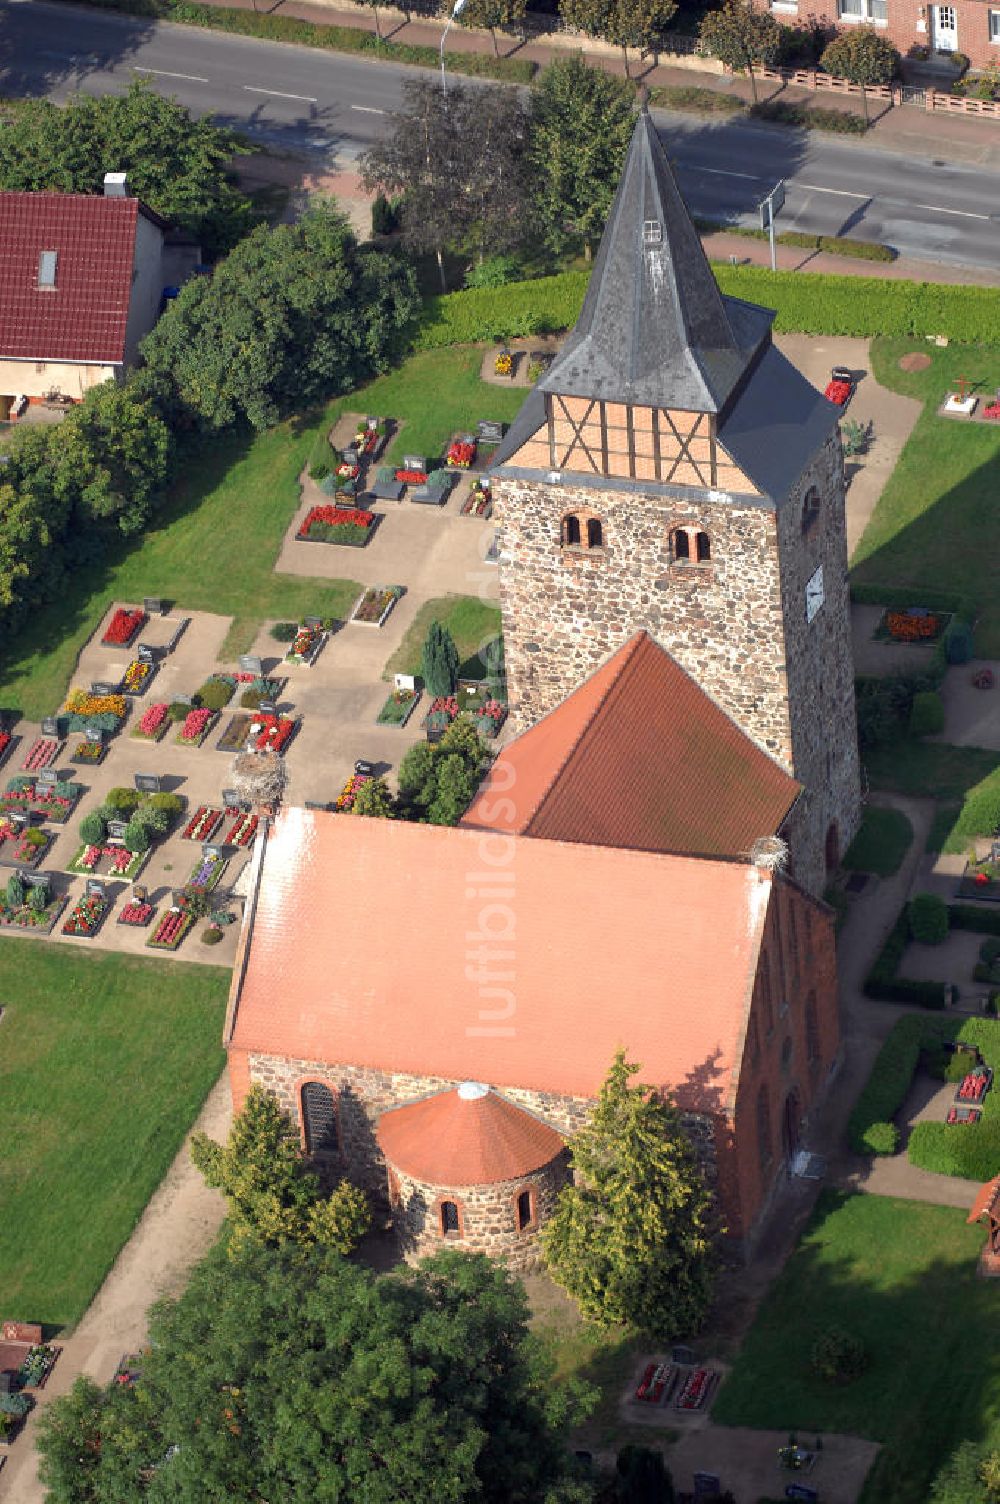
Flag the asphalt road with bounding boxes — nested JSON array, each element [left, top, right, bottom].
[[3, 0, 1000, 269]]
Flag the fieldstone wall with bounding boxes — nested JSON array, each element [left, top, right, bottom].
[[387, 1156, 569, 1270], [243, 1054, 719, 1230]]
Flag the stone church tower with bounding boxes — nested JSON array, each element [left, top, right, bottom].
[[489, 108, 861, 896]]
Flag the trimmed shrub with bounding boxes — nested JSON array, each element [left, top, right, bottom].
[[147, 791, 184, 817], [124, 817, 151, 854], [201, 925, 224, 945], [167, 701, 190, 722], [810, 1328, 868, 1385], [848, 1014, 924, 1153], [80, 810, 106, 845], [22, 827, 47, 848], [863, 905, 946, 1005], [270, 622, 298, 643], [981, 938, 1000, 965], [861, 1120, 900, 1155], [6, 872, 24, 908], [195, 677, 236, 712], [27, 882, 48, 912], [909, 892, 949, 945], [909, 690, 944, 738], [104, 786, 141, 811], [139, 804, 170, 835], [951, 903, 1000, 936], [944, 619, 974, 664]]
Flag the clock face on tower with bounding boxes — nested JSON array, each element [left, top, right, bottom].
[[805, 565, 825, 624]]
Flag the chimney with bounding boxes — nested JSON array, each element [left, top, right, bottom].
[[103, 172, 128, 198]]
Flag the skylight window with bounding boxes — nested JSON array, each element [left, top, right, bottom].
[[38, 250, 58, 288]]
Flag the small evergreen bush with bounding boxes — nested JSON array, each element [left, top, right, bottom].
[[271, 622, 298, 642], [909, 892, 949, 945], [124, 817, 151, 854], [80, 811, 106, 845], [861, 1120, 899, 1155], [167, 701, 190, 722], [27, 882, 48, 912], [104, 786, 141, 811], [147, 791, 184, 816], [201, 926, 224, 945], [195, 677, 235, 712], [811, 1328, 868, 1384]]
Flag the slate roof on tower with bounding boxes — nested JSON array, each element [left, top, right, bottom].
[[534, 108, 772, 416], [461, 631, 800, 859]]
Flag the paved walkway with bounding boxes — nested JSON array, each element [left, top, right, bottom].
[[0, 1078, 232, 1503]]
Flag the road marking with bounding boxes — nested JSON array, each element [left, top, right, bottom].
[[796, 181, 868, 199], [351, 105, 386, 115], [910, 201, 991, 221], [244, 85, 318, 102], [685, 165, 762, 181], [134, 66, 209, 83]]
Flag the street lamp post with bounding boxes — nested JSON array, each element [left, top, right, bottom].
[[440, 0, 467, 95]]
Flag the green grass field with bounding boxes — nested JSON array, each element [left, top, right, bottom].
[[854, 341, 1000, 654], [0, 943, 229, 1329], [0, 346, 523, 722], [842, 804, 914, 876], [713, 1191, 997, 1504], [384, 594, 503, 682]]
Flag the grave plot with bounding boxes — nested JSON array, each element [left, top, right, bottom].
[[62, 883, 113, 939], [350, 586, 402, 628], [101, 605, 146, 648], [1, 775, 82, 824], [0, 873, 65, 935], [283, 619, 328, 666], [297, 503, 378, 548], [0, 818, 52, 869]]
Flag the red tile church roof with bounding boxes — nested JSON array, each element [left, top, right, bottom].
[[0, 192, 156, 364], [377, 1084, 565, 1186], [226, 811, 772, 1115], [462, 631, 799, 859]]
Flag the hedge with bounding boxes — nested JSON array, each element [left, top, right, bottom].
[[77, 0, 536, 82], [951, 904, 1000, 936], [848, 1014, 927, 1154], [862, 904, 947, 1007], [694, 218, 895, 263], [417, 266, 1000, 351]]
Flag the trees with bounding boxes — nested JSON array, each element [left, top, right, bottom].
[[820, 28, 899, 120], [0, 83, 252, 254], [458, 0, 529, 55], [361, 80, 529, 290], [47, 380, 173, 537], [397, 716, 487, 824], [542, 1052, 714, 1339], [485, 633, 507, 702], [353, 775, 396, 818], [38, 1242, 595, 1503], [698, 0, 781, 102], [421, 618, 461, 697], [190, 1083, 370, 1255], [559, 0, 677, 78], [615, 1446, 675, 1503], [141, 202, 418, 431], [529, 58, 635, 262]]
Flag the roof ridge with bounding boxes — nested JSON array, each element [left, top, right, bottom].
[[524, 631, 651, 835]]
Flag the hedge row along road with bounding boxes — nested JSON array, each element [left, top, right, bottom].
[[9, 0, 1000, 273]]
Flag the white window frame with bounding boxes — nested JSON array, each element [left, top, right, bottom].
[[837, 0, 887, 23], [989, 6, 1000, 39]]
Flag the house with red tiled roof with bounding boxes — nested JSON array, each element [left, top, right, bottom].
[[226, 636, 839, 1258], [0, 175, 168, 412]]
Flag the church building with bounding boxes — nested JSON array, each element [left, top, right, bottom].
[[223, 109, 858, 1262]]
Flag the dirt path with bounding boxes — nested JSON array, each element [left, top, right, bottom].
[[0, 1077, 231, 1503]]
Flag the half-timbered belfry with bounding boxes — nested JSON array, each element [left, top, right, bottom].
[[490, 106, 861, 896]]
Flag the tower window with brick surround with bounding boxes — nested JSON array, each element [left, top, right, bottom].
[[671, 527, 711, 565], [802, 486, 821, 534], [300, 1081, 341, 1157], [515, 1188, 535, 1232], [696, 530, 711, 562], [440, 1200, 461, 1236], [561, 512, 604, 552], [806, 992, 820, 1067], [757, 1085, 773, 1173]]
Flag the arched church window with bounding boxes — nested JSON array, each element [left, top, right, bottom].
[[300, 1081, 341, 1157], [757, 1085, 772, 1174], [586, 517, 603, 549], [696, 531, 711, 563], [562, 514, 581, 547], [672, 528, 690, 562], [802, 486, 821, 535], [440, 1200, 462, 1236], [806, 992, 820, 1067]]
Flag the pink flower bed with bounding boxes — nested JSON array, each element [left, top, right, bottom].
[[182, 806, 223, 842], [136, 703, 168, 738], [22, 739, 60, 772], [178, 708, 213, 743], [118, 901, 154, 927], [79, 844, 133, 875]]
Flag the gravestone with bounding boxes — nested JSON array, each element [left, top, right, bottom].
[[134, 773, 161, 795], [303, 616, 323, 630], [25, 872, 49, 889], [784, 1487, 819, 1504], [170, 891, 186, 909], [41, 717, 59, 738], [694, 1476, 722, 1499], [457, 677, 480, 696], [342, 446, 359, 465], [85, 727, 104, 744], [258, 701, 277, 718], [36, 769, 57, 787], [173, 693, 193, 708], [132, 883, 149, 903], [477, 420, 505, 445], [86, 879, 106, 898], [137, 643, 156, 664], [222, 788, 239, 808], [202, 844, 223, 860], [91, 681, 118, 697], [107, 819, 129, 841], [8, 812, 25, 832], [402, 453, 426, 473], [143, 597, 163, 615], [394, 673, 416, 693], [672, 1346, 696, 1366], [239, 654, 263, 677], [354, 759, 376, 778], [366, 415, 381, 429]]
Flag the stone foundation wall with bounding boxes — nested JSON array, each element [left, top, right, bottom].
[[387, 1157, 569, 1270]]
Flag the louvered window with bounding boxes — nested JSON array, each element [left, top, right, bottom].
[[301, 1082, 340, 1155]]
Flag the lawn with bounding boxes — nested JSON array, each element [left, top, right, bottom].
[[713, 1191, 998, 1504], [864, 735, 1000, 805], [384, 594, 503, 682], [0, 942, 229, 1329], [842, 804, 914, 876], [0, 346, 523, 722], [854, 340, 1000, 653]]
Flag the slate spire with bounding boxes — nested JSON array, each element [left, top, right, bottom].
[[538, 107, 772, 415]]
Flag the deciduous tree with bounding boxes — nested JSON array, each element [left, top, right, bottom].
[[38, 1242, 595, 1503], [353, 775, 396, 818], [698, 0, 781, 102], [559, 0, 677, 77], [397, 715, 487, 824], [529, 57, 635, 261], [542, 1052, 715, 1338], [458, 0, 529, 55], [820, 28, 899, 120]]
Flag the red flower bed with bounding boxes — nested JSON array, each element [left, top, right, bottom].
[[958, 1070, 992, 1102], [102, 607, 146, 646], [947, 1106, 982, 1124], [886, 610, 940, 642], [250, 714, 295, 753], [62, 894, 109, 937], [118, 901, 154, 927], [147, 909, 192, 949], [395, 469, 428, 485], [0, 732, 12, 759], [136, 703, 168, 738], [635, 1363, 672, 1403], [22, 739, 60, 772], [446, 440, 476, 468], [226, 811, 259, 847], [298, 504, 374, 538], [824, 379, 852, 406], [182, 806, 223, 842], [985, 402, 1000, 421], [675, 1368, 713, 1411]]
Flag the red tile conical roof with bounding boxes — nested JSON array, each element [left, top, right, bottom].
[[377, 1083, 565, 1187], [462, 631, 799, 859]]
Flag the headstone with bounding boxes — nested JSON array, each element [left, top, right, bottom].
[[8, 812, 26, 832], [784, 1487, 819, 1504], [342, 446, 359, 465], [173, 693, 193, 708], [170, 891, 186, 909], [25, 871, 49, 889], [41, 716, 59, 738], [258, 701, 277, 718], [354, 759, 376, 778], [134, 773, 161, 795], [403, 453, 426, 473], [222, 788, 239, 807], [85, 727, 104, 744], [366, 416, 381, 430], [239, 654, 263, 677], [132, 883, 149, 903], [36, 769, 57, 787], [107, 819, 129, 840], [672, 1345, 696, 1366], [137, 643, 156, 664], [203, 844, 223, 860], [143, 597, 162, 615], [457, 677, 480, 696], [477, 420, 505, 444], [303, 616, 323, 630], [394, 673, 416, 693], [693, 1476, 722, 1499], [91, 680, 118, 697], [85, 879, 106, 898]]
